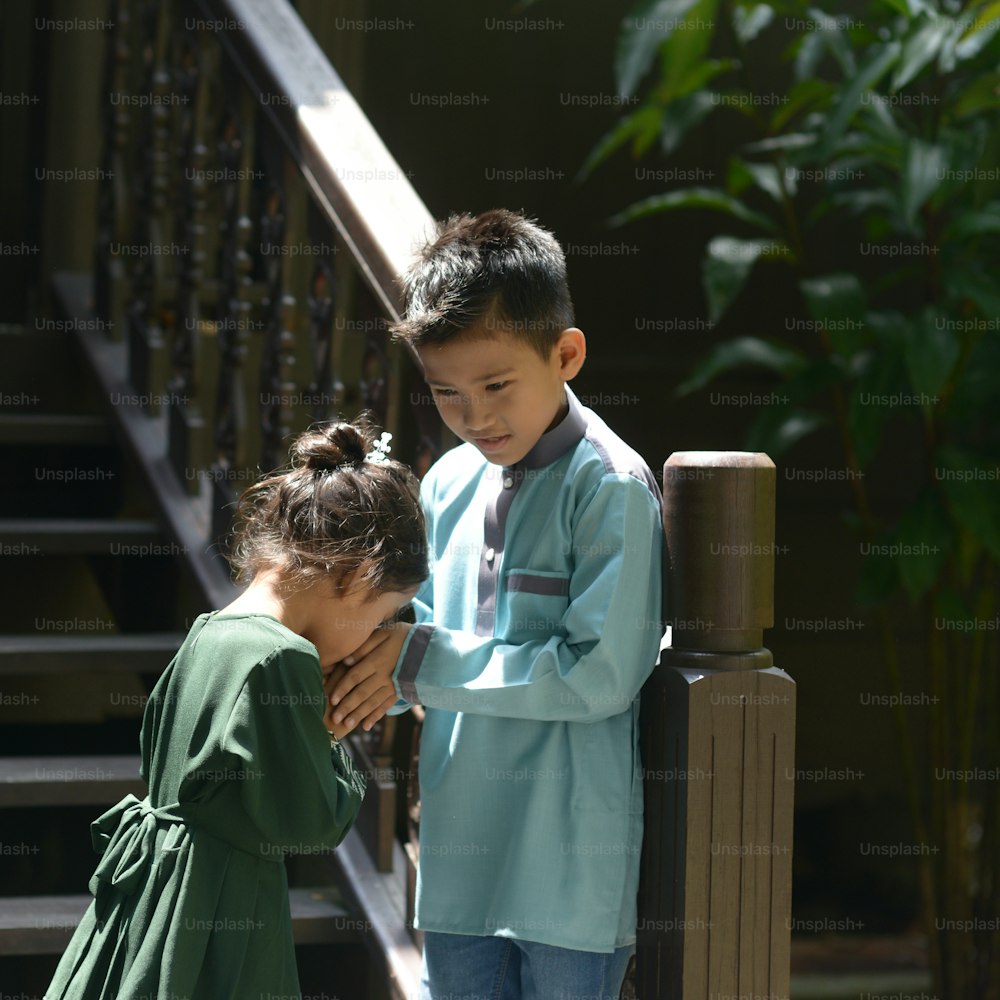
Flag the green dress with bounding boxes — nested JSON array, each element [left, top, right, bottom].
[[45, 612, 367, 1000]]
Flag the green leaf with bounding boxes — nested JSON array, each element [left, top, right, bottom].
[[854, 88, 906, 141], [744, 161, 790, 201], [891, 14, 952, 90], [609, 187, 779, 232], [893, 491, 953, 602], [952, 71, 1000, 118], [703, 237, 792, 322], [948, 267, 1000, 318], [818, 41, 901, 159], [799, 275, 867, 354], [955, 2, 1000, 61], [903, 309, 958, 400], [732, 3, 774, 44], [807, 6, 858, 77], [900, 0, 939, 16], [577, 105, 664, 181], [793, 30, 826, 82], [828, 188, 896, 217], [616, 0, 703, 97], [667, 57, 738, 100], [675, 335, 807, 396], [801, 274, 867, 323], [900, 138, 949, 230], [747, 407, 828, 454], [658, 0, 722, 99], [660, 90, 719, 156], [744, 133, 818, 154], [781, 356, 845, 400], [943, 202, 1000, 242], [937, 446, 1000, 560], [727, 156, 754, 196], [848, 326, 907, 465], [938, 12, 971, 72], [770, 77, 835, 131]]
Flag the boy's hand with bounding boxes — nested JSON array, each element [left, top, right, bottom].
[[328, 622, 412, 732]]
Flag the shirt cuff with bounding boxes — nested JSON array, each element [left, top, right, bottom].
[[393, 623, 434, 705]]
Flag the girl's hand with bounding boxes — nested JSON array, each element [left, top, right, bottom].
[[323, 664, 353, 738]]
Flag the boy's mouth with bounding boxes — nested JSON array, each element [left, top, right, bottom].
[[473, 434, 511, 453]]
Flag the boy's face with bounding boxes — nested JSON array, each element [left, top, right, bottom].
[[417, 326, 586, 466]]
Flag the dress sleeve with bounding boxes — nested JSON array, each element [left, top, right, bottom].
[[221, 644, 366, 851], [392, 473, 664, 722]]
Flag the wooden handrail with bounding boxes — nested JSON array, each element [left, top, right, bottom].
[[199, 0, 434, 318]]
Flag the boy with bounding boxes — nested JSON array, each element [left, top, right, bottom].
[[329, 209, 663, 1000]]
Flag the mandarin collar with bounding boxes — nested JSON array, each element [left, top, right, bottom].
[[508, 386, 587, 473]]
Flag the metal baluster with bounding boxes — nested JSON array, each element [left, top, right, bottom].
[[96, 0, 130, 338], [210, 87, 260, 544], [124, 0, 172, 414]]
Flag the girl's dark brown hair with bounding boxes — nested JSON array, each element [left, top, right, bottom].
[[229, 417, 427, 596]]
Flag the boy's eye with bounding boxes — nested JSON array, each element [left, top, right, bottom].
[[431, 387, 457, 398], [485, 381, 508, 392]]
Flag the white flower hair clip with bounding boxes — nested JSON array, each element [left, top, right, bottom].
[[366, 431, 393, 464]]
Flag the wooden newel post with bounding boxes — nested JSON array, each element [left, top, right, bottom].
[[636, 452, 795, 1000]]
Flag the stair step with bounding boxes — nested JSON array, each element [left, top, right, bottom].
[[288, 886, 364, 945], [54, 272, 238, 610], [0, 634, 183, 675], [0, 755, 144, 807], [0, 895, 88, 956], [0, 518, 163, 555], [0, 414, 112, 447], [0, 887, 360, 955]]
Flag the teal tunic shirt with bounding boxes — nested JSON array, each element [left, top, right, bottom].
[[393, 388, 664, 953], [45, 612, 366, 1000]]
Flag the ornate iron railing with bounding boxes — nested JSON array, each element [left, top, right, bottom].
[[97, 0, 441, 498]]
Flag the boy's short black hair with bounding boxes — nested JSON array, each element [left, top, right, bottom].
[[390, 209, 575, 358]]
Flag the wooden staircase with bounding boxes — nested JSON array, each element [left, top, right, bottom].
[[2, 0, 441, 994], [0, 323, 368, 997]]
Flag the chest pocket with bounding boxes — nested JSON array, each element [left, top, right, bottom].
[[501, 569, 571, 643]]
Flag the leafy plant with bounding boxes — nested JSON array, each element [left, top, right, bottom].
[[586, 1, 1000, 996]]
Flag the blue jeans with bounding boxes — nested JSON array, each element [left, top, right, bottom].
[[418, 931, 634, 1000]]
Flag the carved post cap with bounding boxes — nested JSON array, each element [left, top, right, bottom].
[[662, 451, 775, 670]]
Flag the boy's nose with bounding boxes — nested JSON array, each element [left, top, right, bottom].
[[461, 395, 494, 431]]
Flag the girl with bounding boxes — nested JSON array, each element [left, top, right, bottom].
[[45, 418, 427, 1000]]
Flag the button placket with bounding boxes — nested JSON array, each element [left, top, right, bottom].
[[475, 465, 522, 637]]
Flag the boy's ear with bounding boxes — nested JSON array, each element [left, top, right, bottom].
[[555, 328, 587, 381]]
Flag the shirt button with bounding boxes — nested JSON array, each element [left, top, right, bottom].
[[485, 547, 495, 563], [503, 476, 514, 489]]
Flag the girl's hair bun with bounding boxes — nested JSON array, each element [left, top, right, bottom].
[[290, 421, 370, 472], [230, 413, 427, 593]]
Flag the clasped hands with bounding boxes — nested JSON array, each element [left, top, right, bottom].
[[322, 621, 411, 740]]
